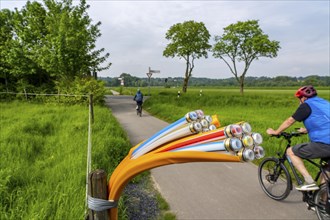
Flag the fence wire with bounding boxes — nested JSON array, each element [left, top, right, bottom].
[[0, 91, 89, 97]]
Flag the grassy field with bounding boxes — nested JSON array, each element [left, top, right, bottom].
[[117, 87, 329, 157], [0, 101, 131, 219], [136, 87, 329, 174]]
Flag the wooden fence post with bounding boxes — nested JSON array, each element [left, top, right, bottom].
[[89, 94, 94, 124], [57, 89, 60, 103], [24, 88, 27, 100], [87, 169, 109, 220]]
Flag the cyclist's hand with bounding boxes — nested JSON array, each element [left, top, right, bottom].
[[266, 128, 278, 135]]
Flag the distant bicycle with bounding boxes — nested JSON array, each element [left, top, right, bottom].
[[258, 131, 330, 220], [133, 89, 143, 117], [136, 103, 142, 117]]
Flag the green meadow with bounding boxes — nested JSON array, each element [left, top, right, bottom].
[[140, 87, 330, 172], [113, 86, 329, 165], [0, 101, 131, 219]]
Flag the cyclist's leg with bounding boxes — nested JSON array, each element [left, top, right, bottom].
[[320, 158, 330, 185], [290, 142, 330, 190], [287, 146, 314, 184], [319, 171, 328, 205]]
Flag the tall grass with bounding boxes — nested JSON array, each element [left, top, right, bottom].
[[0, 101, 131, 219], [142, 87, 330, 174]]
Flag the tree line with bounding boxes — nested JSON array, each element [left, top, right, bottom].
[[0, 0, 110, 103], [101, 74, 330, 88]]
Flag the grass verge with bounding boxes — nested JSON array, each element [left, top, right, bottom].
[[0, 101, 131, 219]]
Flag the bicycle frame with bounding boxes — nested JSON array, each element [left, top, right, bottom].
[[277, 134, 330, 188], [278, 136, 304, 186]]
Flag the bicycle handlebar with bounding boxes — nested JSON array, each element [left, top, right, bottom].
[[270, 131, 306, 139]]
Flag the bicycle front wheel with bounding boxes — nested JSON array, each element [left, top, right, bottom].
[[258, 157, 292, 200], [315, 184, 330, 220]]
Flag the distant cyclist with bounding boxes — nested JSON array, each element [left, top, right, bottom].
[[267, 85, 330, 191], [133, 88, 143, 110]]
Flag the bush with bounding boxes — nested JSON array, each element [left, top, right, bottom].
[[55, 77, 106, 105]]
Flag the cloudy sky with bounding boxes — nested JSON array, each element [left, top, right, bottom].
[[1, 0, 329, 79]]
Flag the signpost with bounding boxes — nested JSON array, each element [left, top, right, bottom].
[[146, 67, 160, 96]]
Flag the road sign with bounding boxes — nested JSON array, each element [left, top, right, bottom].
[[146, 72, 153, 78], [148, 67, 160, 74], [147, 67, 160, 96]]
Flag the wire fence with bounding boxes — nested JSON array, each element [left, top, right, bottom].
[[0, 91, 88, 97]]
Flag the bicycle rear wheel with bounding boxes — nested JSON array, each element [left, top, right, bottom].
[[138, 105, 142, 117], [315, 184, 330, 220], [258, 157, 292, 200]]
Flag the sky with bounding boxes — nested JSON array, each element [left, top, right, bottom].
[[1, 0, 329, 79]]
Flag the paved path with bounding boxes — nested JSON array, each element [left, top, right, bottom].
[[110, 90, 120, 95], [105, 95, 316, 220]]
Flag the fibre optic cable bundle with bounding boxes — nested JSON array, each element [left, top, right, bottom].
[[108, 109, 265, 220]]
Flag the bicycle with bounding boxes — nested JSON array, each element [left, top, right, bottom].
[[258, 131, 330, 220], [136, 103, 142, 117]]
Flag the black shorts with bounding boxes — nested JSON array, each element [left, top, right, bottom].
[[292, 142, 330, 159]]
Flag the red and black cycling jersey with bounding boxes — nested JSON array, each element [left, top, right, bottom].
[[292, 103, 311, 122]]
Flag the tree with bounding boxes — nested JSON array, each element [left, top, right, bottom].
[[41, 0, 111, 84], [10, 1, 50, 88], [212, 20, 280, 95], [0, 0, 111, 94], [0, 9, 15, 91], [163, 20, 211, 93]]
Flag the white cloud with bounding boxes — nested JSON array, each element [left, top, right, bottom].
[[1, 0, 329, 78]]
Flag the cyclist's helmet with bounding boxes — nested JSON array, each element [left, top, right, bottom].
[[295, 85, 317, 98]]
